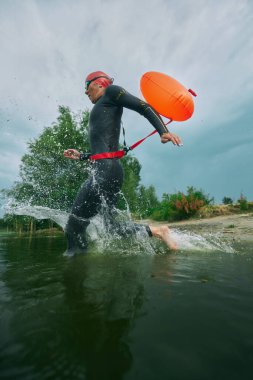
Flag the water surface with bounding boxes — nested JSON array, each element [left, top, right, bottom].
[[0, 232, 253, 380]]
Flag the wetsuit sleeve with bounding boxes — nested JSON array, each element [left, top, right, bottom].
[[106, 85, 169, 135]]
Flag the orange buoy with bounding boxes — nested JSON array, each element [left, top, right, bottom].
[[140, 71, 196, 122]]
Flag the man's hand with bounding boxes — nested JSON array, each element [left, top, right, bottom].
[[64, 149, 81, 160], [160, 132, 183, 146]]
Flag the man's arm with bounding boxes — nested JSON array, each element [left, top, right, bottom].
[[107, 85, 182, 146], [64, 149, 80, 159]]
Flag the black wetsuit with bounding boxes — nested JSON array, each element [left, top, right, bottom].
[[65, 85, 168, 252]]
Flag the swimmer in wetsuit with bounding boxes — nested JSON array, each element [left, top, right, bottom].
[[64, 71, 182, 254]]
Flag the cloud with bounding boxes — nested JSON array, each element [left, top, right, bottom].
[[0, 151, 22, 186], [0, 0, 252, 203]]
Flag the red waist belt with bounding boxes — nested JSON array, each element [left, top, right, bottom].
[[83, 129, 158, 161]]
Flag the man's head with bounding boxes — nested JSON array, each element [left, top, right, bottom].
[[85, 71, 113, 103]]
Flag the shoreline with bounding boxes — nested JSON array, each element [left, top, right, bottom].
[[1, 213, 252, 242], [141, 213, 253, 242]]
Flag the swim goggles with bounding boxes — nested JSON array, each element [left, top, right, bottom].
[[85, 76, 114, 91]]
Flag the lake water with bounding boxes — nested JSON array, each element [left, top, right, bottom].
[[0, 231, 253, 380]]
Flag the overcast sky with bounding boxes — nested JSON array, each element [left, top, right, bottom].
[[0, 0, 253, 210]]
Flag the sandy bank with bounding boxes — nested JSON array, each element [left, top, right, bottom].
[[142, 213, 253, 242]]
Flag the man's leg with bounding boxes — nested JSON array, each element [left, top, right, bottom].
[[105, 202, 178, 250], [108, 219, 177, 250], [65, 177, 102, 254], [149, 225, 178, 250]]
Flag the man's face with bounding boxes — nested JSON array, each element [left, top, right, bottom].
[[85, 82, 105, 104]]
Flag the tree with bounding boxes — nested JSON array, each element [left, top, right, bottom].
[[7, 106, 90, 211], [4, 106, 144, 215], [0, 214, 57, 234], [120, 155, 142, 212], [135, 185, 159, 218], [222, 196, 233, 205], [238, 193, 248, 210]]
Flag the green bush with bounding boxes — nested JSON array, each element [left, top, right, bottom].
[[222, 196, 233, 205], [150, 187, 213, 221], [238, 194, 248, 211]]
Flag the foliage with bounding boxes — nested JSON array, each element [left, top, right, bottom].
[[222, 196, 233, 205], [6, 106, 90, 211], [238, 193, 248, 211], [135, 185, 160, 218], [196, 204, 236, 218], [150, 186, 213, 221], [3, 106, 145, 220], [0, 214, 59, 233], [119, 155, 142, 212], [150, 194, 171, 221]]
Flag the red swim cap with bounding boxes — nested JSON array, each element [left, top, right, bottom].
[[85, 71, 113, 90]]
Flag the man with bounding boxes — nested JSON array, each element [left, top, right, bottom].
[[64, 71, 181, 254]]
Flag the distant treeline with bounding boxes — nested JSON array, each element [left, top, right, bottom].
[[0, 216, 61, 234], [1, 106, 252, 233], [1, 194, 252, 234]]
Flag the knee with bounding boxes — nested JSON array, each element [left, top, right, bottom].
[[65, 213, 89, 234]]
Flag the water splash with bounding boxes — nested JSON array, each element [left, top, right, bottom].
[[5, 204, 69, 229], [86, 197, 156, 255], [4, 203, 235, 254], [87, 214, 156, 256], [170, 229, 235, 253], [5, 202, 156, 255]]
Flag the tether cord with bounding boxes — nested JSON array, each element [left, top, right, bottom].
[[83, 119, 173, 161]]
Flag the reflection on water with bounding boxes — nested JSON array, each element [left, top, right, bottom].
[[0, 233, 253, 380], [0, 234, 152, 379]]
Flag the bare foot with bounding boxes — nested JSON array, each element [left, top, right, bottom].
[[149, 225, 178, 250]]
